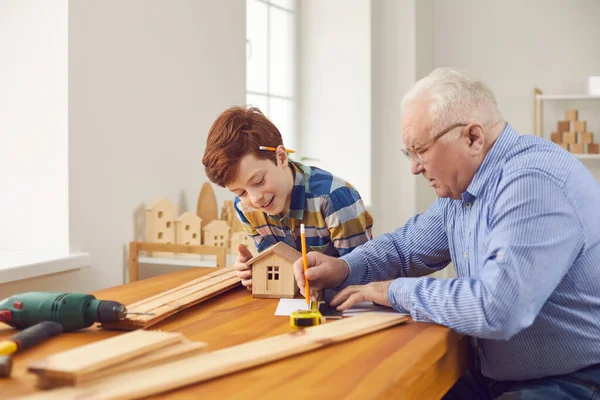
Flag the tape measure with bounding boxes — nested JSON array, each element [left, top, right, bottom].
[[290, 301, 325, 328]]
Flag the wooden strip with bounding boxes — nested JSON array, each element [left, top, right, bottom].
[[126, 266, 236, 308], [17, 313, 409, 400], [128, 269, 238, 314], [38, 341, 207, 389], [27, 330, 184, 379], [101, 268, 240, 331]]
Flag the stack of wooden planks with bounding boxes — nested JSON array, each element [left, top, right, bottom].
[[17, 313, 409, 400], [101, 266, 241, 330], [27, 330, 206, 389]]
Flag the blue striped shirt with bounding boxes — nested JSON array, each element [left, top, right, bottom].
[[341, 123, 600, 381]]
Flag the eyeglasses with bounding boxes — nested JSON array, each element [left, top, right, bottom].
[[401, 123, 467, 164]]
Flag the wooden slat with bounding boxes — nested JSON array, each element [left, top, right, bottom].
[[16, 313, 409, 400], [27, 330, 184, 379], [37, 340, 207, 389], [101, 267, 240, 330]]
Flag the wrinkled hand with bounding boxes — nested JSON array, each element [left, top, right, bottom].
[[233, 244, 254, 290], [292, 252, 349, 301], [330, 281, 393, 311]]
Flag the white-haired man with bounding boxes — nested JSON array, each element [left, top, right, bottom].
[[293, 68, 600, 399]]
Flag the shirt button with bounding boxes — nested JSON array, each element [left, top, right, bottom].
[[465, 202, 471, 207], [464, 251, 468, 257]]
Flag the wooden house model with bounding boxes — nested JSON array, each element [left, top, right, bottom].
[[229, 231, 255, 256], [202, 219, 229, 248], [145, 198, 178, 256], [247, 242, 301, 299], [174, 212, 202, 256]]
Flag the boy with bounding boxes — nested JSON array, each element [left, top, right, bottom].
[[202, 106, 373, 289]]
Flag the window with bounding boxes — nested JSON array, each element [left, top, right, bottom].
[[267, 266, 279, 280], [246, 0, 297, 150]]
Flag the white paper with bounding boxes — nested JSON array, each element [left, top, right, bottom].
[[274, 298, 403, 317]]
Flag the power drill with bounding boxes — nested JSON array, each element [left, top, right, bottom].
[[0, 292, 153, 332]]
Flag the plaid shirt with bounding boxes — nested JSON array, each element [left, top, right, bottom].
[[234, 161, 373, 257]]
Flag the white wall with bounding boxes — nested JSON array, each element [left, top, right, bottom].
[[370, 0, 420, 235], [0, 0, 245, 296], [297, 0, 372, 207], [433, 0, 600, 180], [0, 1, 69, 253]]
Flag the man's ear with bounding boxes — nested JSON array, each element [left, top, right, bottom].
[[275, 145, 289, 168], [465, 124, 485, 156]]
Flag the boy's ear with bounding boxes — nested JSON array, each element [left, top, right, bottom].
[[275, 145, 289, 168]]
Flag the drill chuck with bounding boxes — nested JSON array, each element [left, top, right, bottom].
[[97, 301, 127, 323]]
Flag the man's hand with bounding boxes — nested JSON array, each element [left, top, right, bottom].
[[292, 252, 350, 300], [233, 244, 254, 290], [330, 281, 394, 311]]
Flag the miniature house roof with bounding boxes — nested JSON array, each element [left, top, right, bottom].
[[145, 198, 177, 212], [246, 242, 301, 266], [175, 212, 201, 222], [203, 219, 228, 230]]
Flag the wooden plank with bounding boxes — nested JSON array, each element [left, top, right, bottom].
[[38, 340, 207, 389], [101, 267, 240, 331], [27, 330, 184, 380], [16, 313, 409, 400]]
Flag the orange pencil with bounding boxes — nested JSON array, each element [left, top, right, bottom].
[[259, 146, 295, 154], [300, 223, 310, 305]]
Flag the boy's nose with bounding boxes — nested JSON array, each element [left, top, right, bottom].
[[250, 192, 264, 206]]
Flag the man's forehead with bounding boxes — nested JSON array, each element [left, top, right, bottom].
[[402, 117, 429, 146]]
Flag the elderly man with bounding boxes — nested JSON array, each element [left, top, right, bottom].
[[293, 68, 600, 399]]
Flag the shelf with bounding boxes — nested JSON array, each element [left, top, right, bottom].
[[575, 154, 600, 160], [537, 94, 600, 100], [139, 254, 237, 268]]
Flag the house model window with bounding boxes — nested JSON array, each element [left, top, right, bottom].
[[267, 266, 279, 281]]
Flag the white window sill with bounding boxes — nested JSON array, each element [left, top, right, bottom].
[[0, 249, 90, 284]]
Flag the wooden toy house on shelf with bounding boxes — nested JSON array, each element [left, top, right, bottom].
[[145, 198, 178, 256], [247, 242, 301, 299], [134, 182, 257, 281]]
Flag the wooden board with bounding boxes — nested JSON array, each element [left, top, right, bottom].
[[197, 182, 219, 231], [27, 330, 184, 380], [37, 340, 207, 389], [16, 313, 409, 400], [102, 267, 240, 330]]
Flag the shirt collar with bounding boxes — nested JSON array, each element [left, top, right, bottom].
[[463, 122, 519, 201]]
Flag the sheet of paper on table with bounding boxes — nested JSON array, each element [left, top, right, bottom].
[[274, 298, 405, 317]]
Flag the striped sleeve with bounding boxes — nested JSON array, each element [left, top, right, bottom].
[[233, 198, 268, 252], [323, 184, 373, 256]]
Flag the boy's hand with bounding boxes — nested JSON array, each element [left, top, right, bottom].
[[233, 244, 254, 290], [292, 252, 350, 300]]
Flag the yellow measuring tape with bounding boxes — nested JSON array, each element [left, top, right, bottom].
[[290, 301, 325, 328]]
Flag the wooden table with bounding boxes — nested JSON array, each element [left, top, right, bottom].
[[0, 268, 468, 399]]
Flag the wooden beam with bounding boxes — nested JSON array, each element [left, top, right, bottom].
[[37, 340, 207, 389], [102, 267, 241, 330], [17, 313, 409, 400], [27, 330, 184, 381]]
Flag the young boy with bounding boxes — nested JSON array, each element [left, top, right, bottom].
[[202, 106, 373, 289]]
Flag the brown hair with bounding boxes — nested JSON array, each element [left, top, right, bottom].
[[202, 106, 284, 187]]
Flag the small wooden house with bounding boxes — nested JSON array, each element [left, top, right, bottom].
[[229, 231, 255, 256], [202, 219, 229, 248], [145, 198, 178, 256], [247, 242, 301, 299], [175, 212, 202, 256]]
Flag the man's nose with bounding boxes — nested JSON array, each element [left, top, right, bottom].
[[410, 159, 424, 175]]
